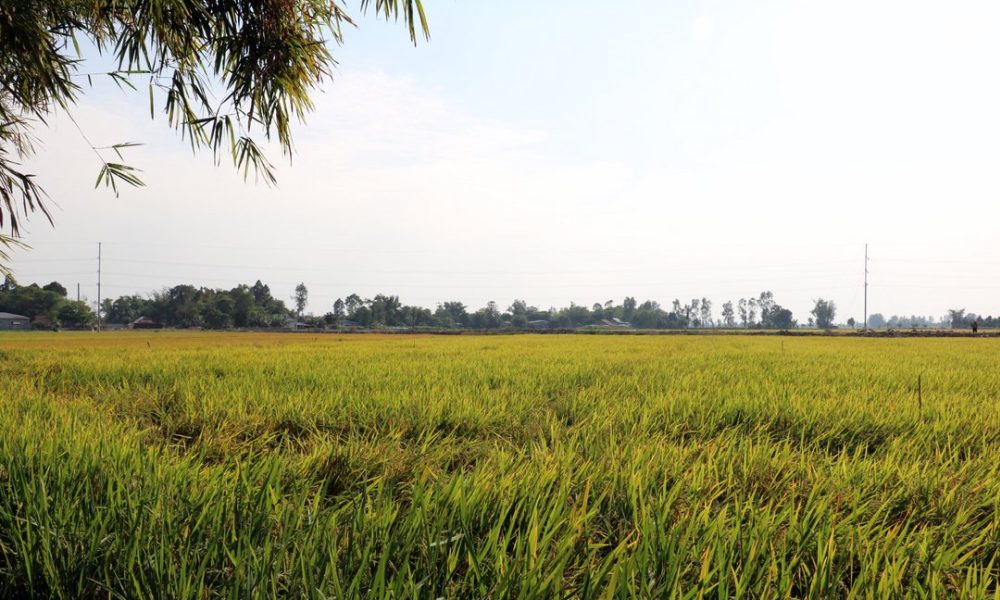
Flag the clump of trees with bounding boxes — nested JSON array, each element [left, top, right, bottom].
[[83, 285, 808, 331], [945, 309, 1000, 329], [101, 280, 290, 328], [7, 277, 825, 331], [327, 294, 437, 328], [866, 313, 943, 329], [0, 277, 95, 328], [721, 292, 796, 329], [16, 275, 995, 332], [323, 290, 796, 331], [324, 295, 687, 330]]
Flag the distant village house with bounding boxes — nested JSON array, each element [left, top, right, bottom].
[[129, 316, 163, 330], [601, 318, 631, 328], [0, 312, 30, 330]]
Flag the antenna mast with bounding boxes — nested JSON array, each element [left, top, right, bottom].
[[863, 243, 869, 329], [97, 242, 102, 331]]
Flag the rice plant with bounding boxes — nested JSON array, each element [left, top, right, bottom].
[[0, 331, 998, 598]]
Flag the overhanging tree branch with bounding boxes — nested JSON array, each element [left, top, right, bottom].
[[0, 0, 428, 246]]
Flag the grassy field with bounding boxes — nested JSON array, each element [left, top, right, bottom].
[[1, 331, 999, 598]]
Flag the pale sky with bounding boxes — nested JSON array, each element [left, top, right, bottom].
[[8, 0, 1000, 322]]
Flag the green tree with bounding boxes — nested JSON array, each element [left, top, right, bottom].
[[508, 300, 529, 316], [0, 282, 61, 321], [102, 295, 146, 324], [435, 301, 468, 327], [756, 291, 775, 325], [293, 283, 308, 318], [1, 0, 428, 263], [557, 303, 593, 327], [166, 285, 201, 327], [753, 291, 793, 329], [699, 297, 712, 327], [200, 302, 233, 329], [101, 279, 290, 328], [811, 299, 837, 329], [769, 306, 795, 329], [468, 301, 502, 329], [56, 300, 95, 328], [228, 285, 255, 328], [43, 281, 68, 297], [369, 294, 401, 325], [721, 301, 735, 327], [631, 308, 660, 329], [352, 305, 373, 326], [746, 298, 757, 327], [251, 281, 272, 305], [590, 302, 605, 322], [681, 299, 699, 328], [399, 305, 433, 327], [0, 279, 93, 326], [333, 298, 345, 322], [622, 297, 637, 321], [344, 294, 363, 316]]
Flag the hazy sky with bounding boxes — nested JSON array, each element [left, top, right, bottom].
[[8, 0, 1000, 321]]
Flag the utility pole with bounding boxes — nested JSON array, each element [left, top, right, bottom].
[[77, 283, 80, 303], [863, 243, 869, 329], [97, 242, 102, 331]]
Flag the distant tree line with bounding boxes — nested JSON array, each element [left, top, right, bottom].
[[100, 281, 291, 328], [943, 309, 1000, 329], [21, 274, 965, 332], [0, 277, 95, 329], [864, 311, 999, 329], [322, 290, 809, 331], [865, 313, 943, 329]]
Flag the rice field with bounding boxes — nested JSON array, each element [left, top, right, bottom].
[[1, 331, 999, 598]]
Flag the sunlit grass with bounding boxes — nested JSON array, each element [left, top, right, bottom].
[[1, 331, 999, 598]]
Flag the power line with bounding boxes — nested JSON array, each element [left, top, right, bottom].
[[2, 271, 93, 278], [24, 252, 1000, 272], [19, 240, 1000, 318], [96, 257, 858, 275], [96, 270, 862, 289], [25, 238, 865, 254], [7, 258, 93, 264]]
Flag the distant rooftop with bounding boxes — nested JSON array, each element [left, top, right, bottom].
[[0, 312, 28, 319]]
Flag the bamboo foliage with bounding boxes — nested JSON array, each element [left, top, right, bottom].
[[0, 0, 429, 236]]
